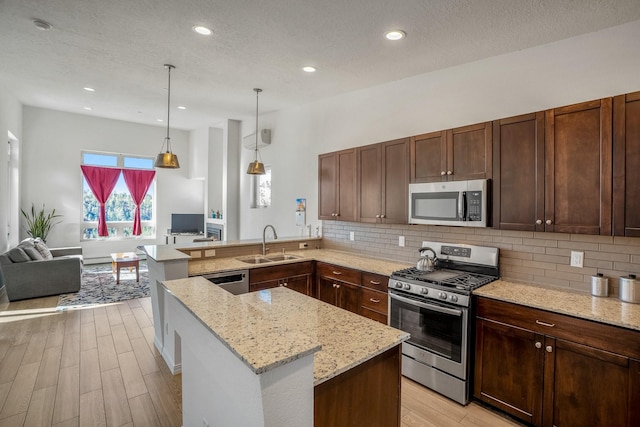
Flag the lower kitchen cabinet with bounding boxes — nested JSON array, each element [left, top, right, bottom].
[[474, 297, 640, 427], [316, 262, 362, 314], [249, 261, 314, 296], [360, 272, 389, 324]]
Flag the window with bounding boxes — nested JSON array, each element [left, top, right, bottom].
[[250, 166, 271, 208], [81, 151, 156, 240]]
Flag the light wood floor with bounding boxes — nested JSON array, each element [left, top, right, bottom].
[[0, 296, 522, 427]]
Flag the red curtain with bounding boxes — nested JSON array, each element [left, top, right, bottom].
[[122, 169, 156, 235], [81, 165, 121, 236]]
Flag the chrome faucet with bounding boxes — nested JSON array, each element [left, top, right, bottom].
[[262, 225, 278, 255]]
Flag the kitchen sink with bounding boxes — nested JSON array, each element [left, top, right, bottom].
[[235, 256, 273, 264], [265, 254, 302, 262]]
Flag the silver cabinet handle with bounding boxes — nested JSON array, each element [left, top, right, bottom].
[[536, 219, 542, 225], [369, 298, 380, 303], [336, 284, 340, 289], [546, 219, 552, 225], [546, 346, 553, 353], [370, 281, 381, 285], [332, 271, 342, 275], [446, 170, 452, 175], [535, 342, 542, 349], [440, 171, 446, 176], [536, 320, 555, 327], [283, 282, 287, 287], [381, 214, 385, 218]]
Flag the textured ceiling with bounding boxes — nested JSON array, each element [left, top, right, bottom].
[[1, 0, 640, 130]]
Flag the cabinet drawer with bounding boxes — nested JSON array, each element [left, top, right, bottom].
[[361, 288, 388, 314], [316, 262, 361, 285], [361, 272, 388, 291], [249, 261, 313, 284], [476, 297, 640, 359], [361, 307, 387, 324]]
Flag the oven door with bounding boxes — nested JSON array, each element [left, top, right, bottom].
[[389, 289, 469, 379]]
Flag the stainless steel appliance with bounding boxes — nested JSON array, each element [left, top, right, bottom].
[[202, 269, 249, 295], [389, 241, 499, 405], [409, 179, 488, 227]]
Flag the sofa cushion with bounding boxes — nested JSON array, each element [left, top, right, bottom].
[[0, 253, 11, 266], [7, 247, 30, 263], [18, 240, 44, 261], [34, 239, 53, 260]]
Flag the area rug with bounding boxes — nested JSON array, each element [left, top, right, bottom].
[[57, 261, 150, 308]]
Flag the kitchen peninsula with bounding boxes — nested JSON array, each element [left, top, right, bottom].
[[163, 276, 408, 426]]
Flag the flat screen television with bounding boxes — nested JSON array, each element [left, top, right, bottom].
[[171, 213, 204, 234]]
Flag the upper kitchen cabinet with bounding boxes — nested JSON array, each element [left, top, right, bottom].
[[492, 112, 545, 231], [613, 91, 640, 237], [318, 149, 357, 221], [357, 138, 410, 224], [544, 99, 612, 235], [410, 122, 492, 182]]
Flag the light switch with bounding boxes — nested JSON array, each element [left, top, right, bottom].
[[399, 236, 405, 247], [349, 231, 355, 241]]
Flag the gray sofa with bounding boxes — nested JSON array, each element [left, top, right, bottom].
[[0, 240, 82, 301]]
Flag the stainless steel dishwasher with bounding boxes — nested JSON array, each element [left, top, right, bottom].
[[201, 270, 249, 295]]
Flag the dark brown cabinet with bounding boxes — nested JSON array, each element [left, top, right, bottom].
[[613, 91, 640, 237], [410, 122, 492, 182], [475, 297, 640, 427], [492, 112, 545, 231], [316, 262, 361, 314], [318, 149, 357, 221], [544, 99, 612, 235], [249, 261, 314, 296], [357, 138, 409, 224], [360, 272, 389, 324]]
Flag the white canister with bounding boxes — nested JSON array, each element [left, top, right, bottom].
[[591, 273, 609, 297], [619, 274, 640, 304]]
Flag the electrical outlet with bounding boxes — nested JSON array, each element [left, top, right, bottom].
[[570, 251, 584, 268], [399, 236, 405, 247], [299, 242, 308, 249], [349, 231, 355, 241], [205, 249, 216, 257]]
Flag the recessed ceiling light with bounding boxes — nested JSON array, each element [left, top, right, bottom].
[[193, 25, 213, 36], [83, 87, 95, 92], [177, 105, 186, 110], [156, 119, 164, 122], [385, 30, 406, 41], [302, 66, 317, 73], [83, 107, 92, 111], [32, 19, 53, 31]]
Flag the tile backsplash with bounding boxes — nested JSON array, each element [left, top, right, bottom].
[[322, 221, 640, 296]]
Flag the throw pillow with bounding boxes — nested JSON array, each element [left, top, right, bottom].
[[7, 247, 31, 263], [34, 239, 53, 260], [20, 245, 44, 261]]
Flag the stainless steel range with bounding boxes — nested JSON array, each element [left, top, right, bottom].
[[388, 241, 499, 405]]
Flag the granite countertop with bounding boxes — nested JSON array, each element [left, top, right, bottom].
[[188, 248, 412, 277], [475, 280, 640, 332], [162, 277, 409, 385]]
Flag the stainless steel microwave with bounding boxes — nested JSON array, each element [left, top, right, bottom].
[[409, 179, 488, 227]]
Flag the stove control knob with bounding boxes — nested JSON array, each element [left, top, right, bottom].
[[403, 283, 411, 291], [450, 295, 458, 303], [420, 288, 429, 295], [394, 282, 403, 289], [439, 292, 447, 300]]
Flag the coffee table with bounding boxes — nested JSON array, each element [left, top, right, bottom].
[[111, 252, 140, 284]]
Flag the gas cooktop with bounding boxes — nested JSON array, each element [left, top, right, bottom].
[[391, 267, 497, 292]]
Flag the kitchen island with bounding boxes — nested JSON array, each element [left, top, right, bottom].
[[162, 276, 409, 426]]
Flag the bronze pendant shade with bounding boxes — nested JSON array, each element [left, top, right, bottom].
[[154, 64, 180, 169], [247, 88, 265, 175]]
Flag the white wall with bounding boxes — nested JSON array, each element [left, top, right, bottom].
[[21, 107, 203, 260], [0, 85, 23, 253], [238, 19, 640, 240]]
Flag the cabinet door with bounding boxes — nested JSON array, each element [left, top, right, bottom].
[[337, 281, 361, 314], [281, 274, 312, 296], [381, 138, 409, 224], [410, 131, 446, 182], [337, 149, 357, 222], [317, 277, 338, 306], [545, 99, 612, 234], [474, 318, 544, 426], [613, 92, 640, 237], [447, 122, 492, 181], [318, 152, 337, 220], [357, 143, 382, 223], [492, 112, 545, 231], [543, 338, 632, 427]]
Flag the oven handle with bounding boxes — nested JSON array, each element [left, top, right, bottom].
[[389, 292, 463, 317]]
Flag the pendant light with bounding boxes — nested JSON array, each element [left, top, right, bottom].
[[154, 64, 180, 168], [246, 88, 266, 175]]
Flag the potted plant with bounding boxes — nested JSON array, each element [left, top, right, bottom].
[[21, 203, 62, 243]]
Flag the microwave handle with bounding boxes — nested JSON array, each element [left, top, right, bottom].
[[461, 191, 467, 221]]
